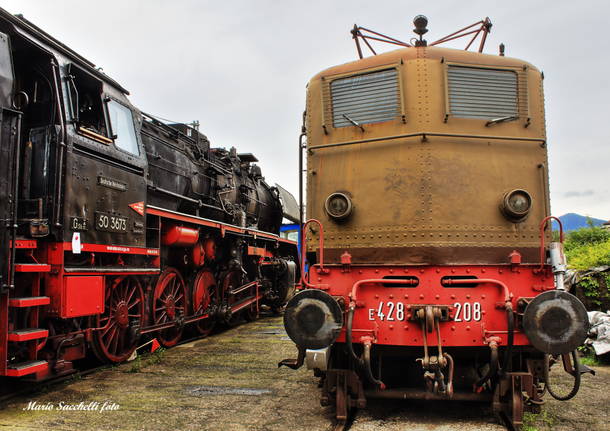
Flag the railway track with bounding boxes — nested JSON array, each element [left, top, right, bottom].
[[3, 314, 579, 431], [0, 333, 210, 406], [0, 363, 108, 404], [0, 305, 284, 407], [334, 419, 347, 431]]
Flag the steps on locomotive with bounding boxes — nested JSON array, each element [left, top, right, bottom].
[[6, 360, 49, 378], [2, 236, 51, 378], [8, 328, 49, 342], [13, 263, 51, 273], [8, 296, 50, 307], [10, 239, 38, 249]]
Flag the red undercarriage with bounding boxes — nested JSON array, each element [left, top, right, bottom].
[[298, 260, 557, 429]]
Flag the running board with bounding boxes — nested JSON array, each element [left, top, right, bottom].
[[14, 263, 51, 273], [8, 328, 48, 342], [9, 296, 50, 307], [6, 360, 48, 377]]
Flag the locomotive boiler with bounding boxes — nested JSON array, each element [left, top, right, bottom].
[[280, 16, 590, 430], [0, 7, 298, 379]]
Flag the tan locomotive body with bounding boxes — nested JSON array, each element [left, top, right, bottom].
[[305, 46, 548, 265], [282, 18, 590, 430]]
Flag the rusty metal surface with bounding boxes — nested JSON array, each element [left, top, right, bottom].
[[305, 46, 549, 265], [365, 388, 491, 401]]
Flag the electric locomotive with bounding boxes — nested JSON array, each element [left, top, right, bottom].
[[281, 16, 590, 429], [0, 8, 298, 380]]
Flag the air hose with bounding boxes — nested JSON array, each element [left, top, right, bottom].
[[474, 342, 499, 390], [544, 350, 581, 401], [346, 305, 362, 365], [346, 304, 385, 389], [363, 342, 385, 389], [501, 304, 514, 374]]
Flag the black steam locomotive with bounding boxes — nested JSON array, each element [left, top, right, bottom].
[[0, 8, 298, 378]]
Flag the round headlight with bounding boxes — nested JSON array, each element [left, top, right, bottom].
[[324, 192, 353, 221], [501, 189, 532, 221]]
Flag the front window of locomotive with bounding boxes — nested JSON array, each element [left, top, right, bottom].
[[107, 99, 140, 155]]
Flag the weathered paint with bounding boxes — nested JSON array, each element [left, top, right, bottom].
[[305, 46, 549, 265]]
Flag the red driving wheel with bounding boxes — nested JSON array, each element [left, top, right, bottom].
[[192, 268, 217, 336], [153, 268, 187, 347], [92, 276, 144, 363]]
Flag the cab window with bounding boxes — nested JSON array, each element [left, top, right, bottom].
[[66, 64, 109, 140], [107, 99, 139, 155]]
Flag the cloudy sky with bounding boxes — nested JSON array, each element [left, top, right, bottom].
[[2, 0, 609, 219]]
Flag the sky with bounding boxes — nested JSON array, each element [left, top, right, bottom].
[[2, 0, 608, 220]]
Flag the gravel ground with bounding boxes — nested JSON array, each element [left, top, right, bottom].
[[0, 315, 607, 431]]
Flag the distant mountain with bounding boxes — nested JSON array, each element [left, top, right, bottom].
[[554, 213, 607, 231]]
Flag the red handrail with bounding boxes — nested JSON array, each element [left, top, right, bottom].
[[300, 219, 325, 288], [349, 278, 418, 304], [443, 278, 511, 306]]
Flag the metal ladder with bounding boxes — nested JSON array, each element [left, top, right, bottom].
[[0, 108, 49, 378], [4, 239, 51, 377]]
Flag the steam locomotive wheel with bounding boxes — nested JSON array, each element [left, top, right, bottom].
[[243, 284, 259, 322], [153, 268, 187, 347], [92, 276, 144, 363], [192, 269, 217, 336], [493, 374, 525, 430], [221, 270, 249, 326]]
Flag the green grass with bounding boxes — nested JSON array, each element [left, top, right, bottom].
[[523, 410, 557, 431], [125, 347, 166, 373], [523, 412, 539, 431], [580, 354, 601, 367]]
